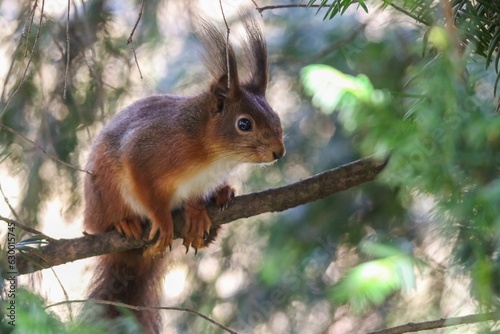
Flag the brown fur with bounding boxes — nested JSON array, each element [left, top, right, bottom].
[[84, 17, 284, 333]]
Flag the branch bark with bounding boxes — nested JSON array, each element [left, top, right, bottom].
[[13, 157, 386, 277], [368, 311, 500, 334]]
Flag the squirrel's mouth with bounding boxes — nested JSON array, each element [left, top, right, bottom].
[[253, 149, 286, 164], [230, 140, 285, 164]]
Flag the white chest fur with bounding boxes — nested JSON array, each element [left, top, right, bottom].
[[119, 158, 240, 217], [170, 158, 239, 209]]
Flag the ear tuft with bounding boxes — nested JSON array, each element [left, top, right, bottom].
[[241, 15, 268, 95], [196, 17, 240, 104]]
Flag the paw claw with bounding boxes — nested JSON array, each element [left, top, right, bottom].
[[146, 219, 173, 255], [114, 218, 143, 240], [182, 198, 214, 253], [182, 238, 190, 253], [214, 184, 236, 209]]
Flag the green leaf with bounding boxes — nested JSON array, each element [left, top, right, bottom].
[[330, 254, 416, 312], [300, 64, 375, 114], [357, 0, 369, 13]]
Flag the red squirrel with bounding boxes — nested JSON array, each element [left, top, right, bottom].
[[83, 17, 285, 333]]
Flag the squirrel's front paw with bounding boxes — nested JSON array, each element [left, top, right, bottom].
[[213, 184, 235, 211], [182, 198, 212, 254], [148, 221, 173, 255]]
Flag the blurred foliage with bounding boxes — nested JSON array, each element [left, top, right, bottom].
[[307, 0, 368, 19], [1, 0, 500, 333], [0, 287, 141, 333], [330, 240, 416, 313], [7, 289, 64, 334], [309, 0, 500, 90], [302, 18, 500, 309]]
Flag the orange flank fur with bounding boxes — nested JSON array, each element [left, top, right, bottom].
[[84, 144, 140, 236]]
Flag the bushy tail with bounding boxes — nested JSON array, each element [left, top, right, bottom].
[[84, 250, 168, 334]]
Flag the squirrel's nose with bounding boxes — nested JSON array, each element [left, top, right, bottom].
[[272, 146, 286, 160]]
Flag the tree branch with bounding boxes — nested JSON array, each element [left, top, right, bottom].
[[12, 157, 386, 277], [368, 311, 500, 334]]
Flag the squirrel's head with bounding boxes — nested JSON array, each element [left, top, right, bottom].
[[198, 16, 285, 164]]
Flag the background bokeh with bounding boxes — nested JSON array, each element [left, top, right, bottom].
[[1, 0, 500, 333]]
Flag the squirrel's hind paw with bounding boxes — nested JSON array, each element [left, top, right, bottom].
[[114, 218, 143, 240], [148, 220, 173, 255], [213, 184, 235, 211]]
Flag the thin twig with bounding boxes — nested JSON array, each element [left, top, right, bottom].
[[0, 43, 20, 107], [2, 0, 45, 117], [387, 3, 432, 26], [368, 311, 500, 334], [51, 35, 65, 57], [63, 0, 71, 99], [0, 215, 52, 240], [129, 41, 143, 79], [273, 19, 370, 65], [23, 0, 38, 57], [306, 21, 368, 61], [254, 2, 432, 27], [76, 0, 105, 115], [49, 268, 74, 322], [251, 0, 263, 17], [127, 0, 144, 45], [45, 299, 237, 334], [254, 4, 330, 13], [219, 0, 231, 89], [0, 123, 92, 175], [2, 3, 39, 106], [0, 182, 20, 221], [127, 0, 145, 79]]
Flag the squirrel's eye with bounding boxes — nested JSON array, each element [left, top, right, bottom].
[[237, 118, 253, 132]]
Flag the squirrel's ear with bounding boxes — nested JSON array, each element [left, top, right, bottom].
[[242, 16, 268, 95], [211, 74, 240, 113], [196, 17, 241, 112]]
